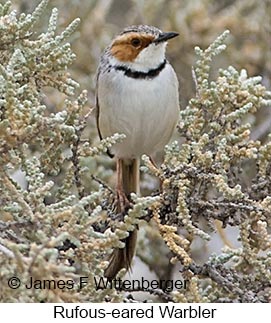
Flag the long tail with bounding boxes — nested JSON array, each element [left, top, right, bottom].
[[104, 158, 139, 279]]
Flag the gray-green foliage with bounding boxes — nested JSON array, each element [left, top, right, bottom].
[[0, 0, 271, 303], [0, 0, 124, 302], [145, 30, 271, 302]]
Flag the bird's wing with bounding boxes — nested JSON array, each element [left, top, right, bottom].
[[95, 69, 114, 158], [95, 69, 103, 141]]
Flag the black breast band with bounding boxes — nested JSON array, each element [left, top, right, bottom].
[[114, 59, 167, 79]]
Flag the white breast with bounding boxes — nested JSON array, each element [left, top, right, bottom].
[[98, 63, 179, 158]]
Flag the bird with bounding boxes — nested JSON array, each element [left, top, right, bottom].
[[95, 25, 179, 279]]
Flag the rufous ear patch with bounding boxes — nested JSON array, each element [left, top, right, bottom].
[[110, 33, 155, 62]]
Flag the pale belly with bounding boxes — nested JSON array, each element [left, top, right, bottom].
[[98, 64, 179, 158]]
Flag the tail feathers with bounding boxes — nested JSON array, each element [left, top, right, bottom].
[[104, 158, 139, 279], [104, 230, 137, 280]]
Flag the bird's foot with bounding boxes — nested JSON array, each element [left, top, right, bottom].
[[113, 188, 131, 215]]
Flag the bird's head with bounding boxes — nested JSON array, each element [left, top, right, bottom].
[[109, 25, 179, 71]]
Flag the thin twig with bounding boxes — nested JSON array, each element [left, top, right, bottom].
[[91, 174, 115, 194], [71, 109, 93, 199], [0, 243, 14, 258]]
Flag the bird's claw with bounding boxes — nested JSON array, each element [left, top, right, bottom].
[[115, 189, 131, 214]]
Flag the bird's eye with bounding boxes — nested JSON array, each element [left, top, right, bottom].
[[131, 38, 141, 47]]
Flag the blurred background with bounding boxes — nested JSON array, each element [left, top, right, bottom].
[[11, 0, 270, 106], [11, 0, 270, 175]]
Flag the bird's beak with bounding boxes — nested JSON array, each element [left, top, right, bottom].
[[153, 31, 179, 43]]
